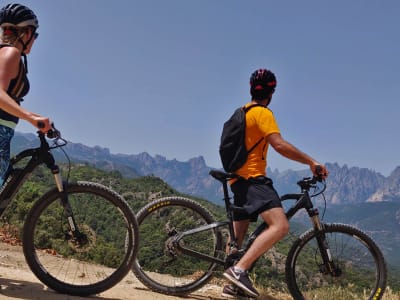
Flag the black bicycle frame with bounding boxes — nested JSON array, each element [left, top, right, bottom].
[[175, 221, 228, 265], [175, 170, 337, 275], [0, 132, 82, 239]]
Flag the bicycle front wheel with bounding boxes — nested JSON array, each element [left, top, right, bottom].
[[22, 181, 139, 296], [285, 223, 387, 300], [132, 196, 224, 296]]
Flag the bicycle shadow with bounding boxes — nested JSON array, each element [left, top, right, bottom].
[[0, 277, 120, 300], [134, 286, 282, 300], [180, 296, 281, 300], [177, 294, 281, 300]]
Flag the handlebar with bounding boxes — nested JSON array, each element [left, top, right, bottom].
[[280, 173, 325, 201], [37, 122, 61, 140], [297, 165, 325, 188], [296, 166, 326, 196], [297, 176, 324, 190], [47, 127, 61, 139], [35, 123, 66, 152]]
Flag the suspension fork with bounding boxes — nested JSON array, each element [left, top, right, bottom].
[[52, 166, 82, 238], [309, 208, 341, 276]]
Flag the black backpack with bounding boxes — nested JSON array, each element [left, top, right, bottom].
[[219, 104, 264, 173]]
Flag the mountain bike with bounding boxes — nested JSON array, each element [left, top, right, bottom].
[[132, 169, 387, 300], [0, 126, 139, 296]]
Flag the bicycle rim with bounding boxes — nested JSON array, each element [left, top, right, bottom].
[[286, 223, 387, 300], [133, 197, 224, 295], [23, 181, 138, 296]]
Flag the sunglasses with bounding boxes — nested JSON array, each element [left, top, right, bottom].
[[1, 26, 18, 35], [1, 26, 39, 40]]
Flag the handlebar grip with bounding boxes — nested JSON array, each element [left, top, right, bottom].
[[314, 165, 325, 182], [37, 121, 45, 129], [315, 165, 322, 175]]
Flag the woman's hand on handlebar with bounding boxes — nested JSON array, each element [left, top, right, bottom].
[[29, 114, 52, 133]]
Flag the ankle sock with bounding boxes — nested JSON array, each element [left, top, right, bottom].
[[233, 266, 245, 273]]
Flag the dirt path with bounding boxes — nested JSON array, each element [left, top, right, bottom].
[[0, 242, 226, 300]]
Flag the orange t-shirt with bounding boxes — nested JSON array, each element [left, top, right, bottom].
[[234, 103, 280, 179]]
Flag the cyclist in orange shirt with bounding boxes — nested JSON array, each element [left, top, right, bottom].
[[222, 68, 328, 298]]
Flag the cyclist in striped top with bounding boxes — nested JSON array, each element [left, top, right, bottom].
[[0, 3, 51, 185]]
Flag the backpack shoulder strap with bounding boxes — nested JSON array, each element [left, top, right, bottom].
[[243, 103, 264, 113], [247, 136, 264, 154], [243, 103, 266, 154]]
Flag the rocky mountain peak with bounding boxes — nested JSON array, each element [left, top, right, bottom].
[[11, 132, 400, 205]]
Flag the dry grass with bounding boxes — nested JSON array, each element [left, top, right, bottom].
[[381, 287, 400, 300], [256, 285, 400, 300]]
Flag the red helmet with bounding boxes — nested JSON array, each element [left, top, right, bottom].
[[250, 69, 276, 91], [249, 69, 276, 100]]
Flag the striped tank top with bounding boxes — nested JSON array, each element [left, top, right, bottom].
[[0, 44, 30, 129]]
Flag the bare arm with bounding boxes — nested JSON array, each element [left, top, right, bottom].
[[0, 47, 51, 132], [266, 132, 328, 178]]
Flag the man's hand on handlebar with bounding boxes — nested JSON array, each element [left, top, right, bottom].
[[311, 163, 329, 180]]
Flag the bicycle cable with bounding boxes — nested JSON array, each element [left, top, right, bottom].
[[48, 131, 71, 186], [320, 192, 327, 221], [310, 181, 327, 221]]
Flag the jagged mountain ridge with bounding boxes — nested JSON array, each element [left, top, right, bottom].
[[11, 132, 400, 204]]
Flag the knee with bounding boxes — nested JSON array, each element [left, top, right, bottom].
[[280, 220, 290, 237], [274, 219, 289, 239]]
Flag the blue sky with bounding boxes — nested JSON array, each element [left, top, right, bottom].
[[15, 0, 399, 176]]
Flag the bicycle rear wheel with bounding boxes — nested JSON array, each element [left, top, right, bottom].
[[285, 223, 387, 300], [22, 181, 138, 296], [132, 196, 224, 296]]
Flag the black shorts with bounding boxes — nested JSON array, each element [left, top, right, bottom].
[[230, 176, 282, 222]]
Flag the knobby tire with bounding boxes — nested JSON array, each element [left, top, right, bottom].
[[285, 223, 387, 300], [132, 196, 223, 296], [22, 181, 139, 296]]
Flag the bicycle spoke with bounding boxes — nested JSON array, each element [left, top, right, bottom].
[[133, 197, 223, 295], [23, 182, 137, 296], [287, 224, 386, 300]]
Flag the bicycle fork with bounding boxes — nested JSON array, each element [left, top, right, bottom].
[[308, 208, 341, 277], [52, 166, 88, 248]]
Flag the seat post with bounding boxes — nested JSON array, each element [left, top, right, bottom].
[[221, 178, 239, 252], [208, 170, 240, 251]]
